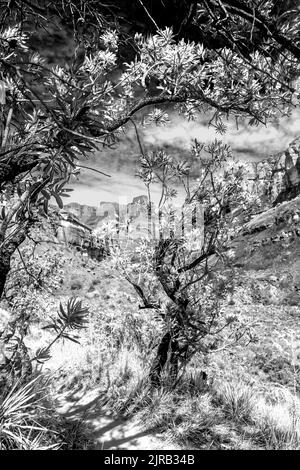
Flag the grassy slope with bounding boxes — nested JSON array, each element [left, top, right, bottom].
[[13, 193, 300, 449], [1, 196, 300, 450]]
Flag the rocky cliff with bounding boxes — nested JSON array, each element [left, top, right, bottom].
[[244, 137, 300, 206], [55, 195, 150, 257], [227, 194, 300, 306]]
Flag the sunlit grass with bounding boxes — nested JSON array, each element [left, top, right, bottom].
[[0, 377, 59, 450], [3, 247, 300, 450]]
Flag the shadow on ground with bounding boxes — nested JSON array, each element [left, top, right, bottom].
[[55, 388, 180, 450]]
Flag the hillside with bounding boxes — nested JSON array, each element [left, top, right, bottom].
[[14, 192, 300, 450], [1, 0, 300, 451], [1, 138, 300, 450]]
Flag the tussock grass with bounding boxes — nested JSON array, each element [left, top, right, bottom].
[[112, 372, 300, 450], [0, 368, 93, 449], [0, 376, 60, 450], [214, 381, 256, 423], [252, 387, 300, 449], [29, 297, 300, 450]]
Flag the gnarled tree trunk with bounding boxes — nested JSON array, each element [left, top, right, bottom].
[[0, 225, 28, 299], [149, 330, 181, 387]]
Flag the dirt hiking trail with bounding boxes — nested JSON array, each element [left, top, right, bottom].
[[55, 388, 183, 450]]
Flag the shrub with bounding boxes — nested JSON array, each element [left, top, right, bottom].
[[214, 381, 256, 423], [0, 376, 60, 450]]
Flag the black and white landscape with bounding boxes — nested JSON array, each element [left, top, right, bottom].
[[0, 0, 300, 452]]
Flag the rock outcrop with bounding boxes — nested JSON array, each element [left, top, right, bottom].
[[56, 210, 107, 261], [63, 195, 149, 230], [56, 195, 150, 257], [247, 137, 300, 206]]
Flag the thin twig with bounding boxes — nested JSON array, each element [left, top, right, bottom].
[[136, 0, 159, 30], [76, 165, 111, 177], [16, 247, 52, 294]]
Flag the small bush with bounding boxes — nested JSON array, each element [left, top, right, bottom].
[[0, 377, 60, 450], [214, 381, 256, 423]]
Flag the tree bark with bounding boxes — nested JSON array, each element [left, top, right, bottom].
[[0, 258, 9, 299], [149, 332, 172, 386], [0, 154, 39, 186], [0, 225, 28, 298], [149, 331, 180, 387]]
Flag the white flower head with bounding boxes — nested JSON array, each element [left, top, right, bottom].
[[1, 25, 28, 51], [145, 108, 170, 126], [100, 30, 118, 51], [83, 50, 116, 74]]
